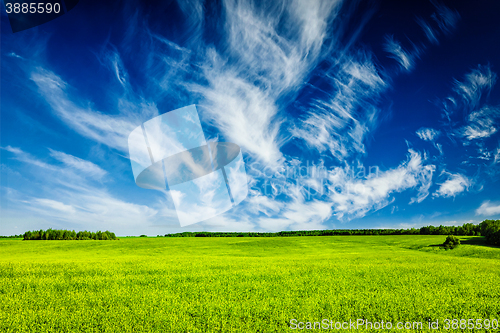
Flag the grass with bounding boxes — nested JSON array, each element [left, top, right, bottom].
[[0, 236, 499, 332]]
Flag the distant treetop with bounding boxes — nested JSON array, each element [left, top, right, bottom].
[[162, 221, 497, 241], [22, 229, 117, 240]]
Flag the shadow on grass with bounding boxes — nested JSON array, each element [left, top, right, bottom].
[[428, 244, 458, 250], [428, 237, 500, 249], [460, 237, 500, 248]]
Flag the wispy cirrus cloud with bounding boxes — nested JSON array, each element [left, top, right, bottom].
[[245, 190, 283, 217], [3, 145, 161, 232], [33, 198, 76, 214], [48, 149, 107, 180], [416, 127, 443, 154], [379, 1, 461, 163], [30, 68, 156, 154], [461, 106, 499, 140], [201, 148, 436, 229], [416, 127, 440, 141], [435, 65, 500, 169], [383, 35, 418, 72], [98, 46, 129, 89], [453, 64, 497, 112], [192, 0, 342, 170], [251, 183, 333, 231], [431, 1, 460, 36], [416, 17, 439, 45], [2, 145, 55, 170], [494, 146, 500, 164], [416, 2, 460, 46], [242, 149, 435, 228], [383, 2, 458, 74], [327, 149, 435, 220], [292, 53, 386, 160]]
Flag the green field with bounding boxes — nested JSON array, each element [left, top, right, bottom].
[[1, 236, 499, 332]]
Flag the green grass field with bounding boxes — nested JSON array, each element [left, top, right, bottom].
[[1, 236, 499, 332]]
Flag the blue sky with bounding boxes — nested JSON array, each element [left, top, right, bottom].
[[1, 0, 500, 235]]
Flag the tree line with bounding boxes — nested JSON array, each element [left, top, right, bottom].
[[480, 219, 500, 246], [161, 220, 500, 246], [12, 220, 500, 246], [23, 229, 117, 240]]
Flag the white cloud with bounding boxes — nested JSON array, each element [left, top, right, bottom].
[[326, 149, 435, 220], [7, 52, 24, 59], [462, 126, 496, 140], [193, 0, 342, 170], [416, 17, 439, 44], [433, 172, 471, 198], [414, 3, 459, 48], [0, 164, 23, 179], [202, 214, 256, 232], [208, 152, 431, 229], [461, 106, 499, 140], [69, 193, 158, 226], [494, 146, 500, 164], [438, 65, 499, 162], [383, 35, 417, 72], [292, 54, 386, 160], [251, 184, 332, 231], [2, 145, 23, 155], [4, 145, 107, 181], [197, 65, 285, 169], [416, 127, 440, 141], [33, 198, 76, 213], [475, 201, 500, 216], [280, 185, 332, 229], [30, 67, 157, 154], [194, 149, 436, 229], [2, 145, 55, 170], [246, 190, 282, 216], [104, 48, 129, 88], [416, 128, 443, 154], [2, 146, 161, 232], [431, 2, 460, 36], [435, 143, 443, 155], [453, 65, 497, 112], [48, 149, 107, 180]]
